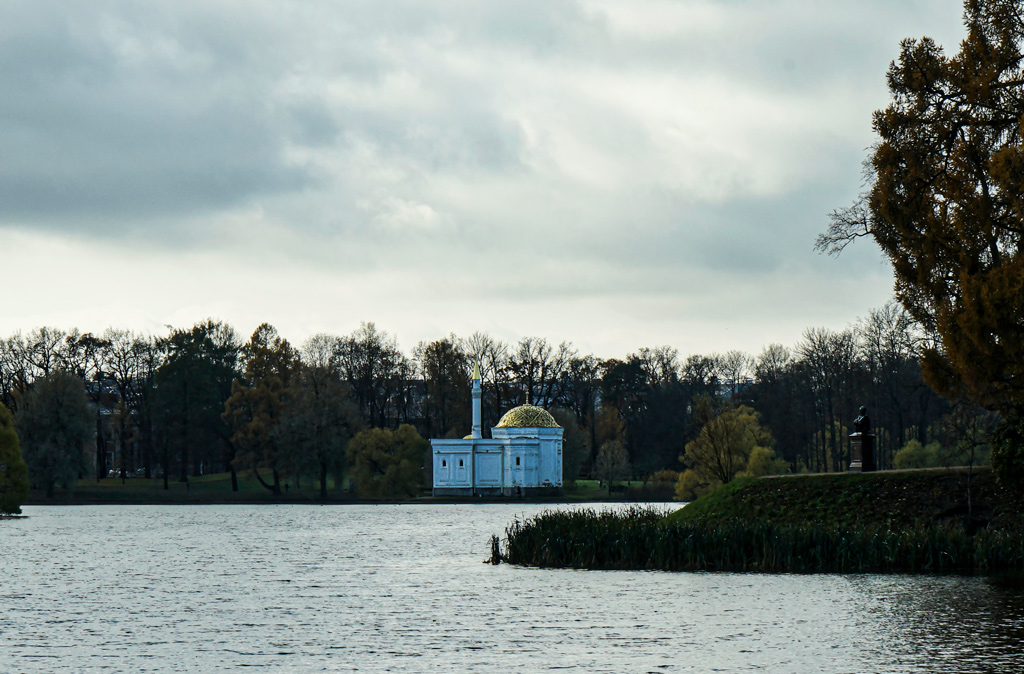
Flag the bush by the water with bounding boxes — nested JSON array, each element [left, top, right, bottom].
[[499, 506, 1024, 574]]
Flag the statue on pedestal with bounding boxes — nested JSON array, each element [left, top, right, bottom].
[[853, 406, 870, 434], [849, 405, 875, 472]]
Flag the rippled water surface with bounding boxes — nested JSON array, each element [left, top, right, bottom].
[[3, 504, 1024, 673]]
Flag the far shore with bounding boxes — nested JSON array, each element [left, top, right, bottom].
[[19, 474, 677, 507]]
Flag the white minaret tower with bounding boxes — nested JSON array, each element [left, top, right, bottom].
[[471, 362, 482, 439]]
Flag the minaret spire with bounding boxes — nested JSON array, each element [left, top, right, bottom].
[[471, 362, 482, 439]]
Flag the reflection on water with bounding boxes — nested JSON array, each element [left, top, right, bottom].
[[850, 574, 1024, 670], [2, 504, 1022, 673]]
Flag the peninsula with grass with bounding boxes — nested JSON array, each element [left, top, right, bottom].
[[495, 468, 1024, 574]]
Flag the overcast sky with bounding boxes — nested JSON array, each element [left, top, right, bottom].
[[0, 0, 967, 359]]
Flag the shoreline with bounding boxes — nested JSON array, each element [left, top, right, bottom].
[[21, 491, 675, 508], [15, 474, 675, 508]]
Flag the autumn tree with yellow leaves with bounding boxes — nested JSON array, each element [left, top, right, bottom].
[[820, 0, 1024, 413], [819, 0, 1024, 484]]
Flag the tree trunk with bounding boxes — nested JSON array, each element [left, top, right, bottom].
[[96, 413, 106, 481], [179, 385, 190, 484], [142, 418, 152, 479], [320, 461, 328, 502], [252, 467, 282, 495], [162, 439, 170, 490]]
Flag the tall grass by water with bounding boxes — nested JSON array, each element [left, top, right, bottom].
[[497, 506, 1024, 574]]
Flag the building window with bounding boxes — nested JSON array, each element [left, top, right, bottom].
[[459, 459, 464, 467], [442, 460, 447, 467], [516, 456, 521, 466]]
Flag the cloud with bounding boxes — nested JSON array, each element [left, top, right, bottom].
[[0, 3, 322, 229], [0, 0, 968, 355]]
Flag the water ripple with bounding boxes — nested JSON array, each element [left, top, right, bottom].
[[2, 504, 1023, 673]]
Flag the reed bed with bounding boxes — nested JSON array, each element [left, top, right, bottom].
[[497, 507, 1024, 574]]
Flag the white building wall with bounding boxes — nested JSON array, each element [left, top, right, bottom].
[[432, 426, 563, 494], [475, 448, 503, 488]]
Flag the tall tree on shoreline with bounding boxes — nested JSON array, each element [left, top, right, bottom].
[[414, 336, 470, 439], [818, 0, 1024, 415], [154, 320, 239, 489], [15, 371, 90, 498], [224, 324, 298, 495], [286, 335, 362, 500], [336, 323, 411, 429], [0, 402, 28, 515]]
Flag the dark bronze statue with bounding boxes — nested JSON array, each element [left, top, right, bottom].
[[853, 406, 870, 434]]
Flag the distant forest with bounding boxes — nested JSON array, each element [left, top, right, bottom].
[[0, 301, 993, 492]]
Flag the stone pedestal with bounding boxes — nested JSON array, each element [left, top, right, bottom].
[[849, 432, 875, 472]]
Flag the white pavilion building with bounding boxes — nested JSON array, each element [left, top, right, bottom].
[[431, 365, 564, 497]]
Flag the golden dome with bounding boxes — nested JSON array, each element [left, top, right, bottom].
[[495, 405, 560, 428]]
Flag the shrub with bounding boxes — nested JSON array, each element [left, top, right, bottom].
[[738, 446, 791, 477], [346, 424, 427, 498], [894, 439, 944, 469], [674, 469, 708, 502], [649, 469, 679, 484], [991, 411, 1024, 498]]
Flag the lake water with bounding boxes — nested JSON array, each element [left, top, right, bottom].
[[2, 504, 1024, 673]]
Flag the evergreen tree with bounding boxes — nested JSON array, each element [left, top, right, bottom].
[[284, 358, 361, 501], [153, 320, 239, 488], [0, 402, 28, 515], [550, 407, 586, 486], [15, 371, 90, 498]]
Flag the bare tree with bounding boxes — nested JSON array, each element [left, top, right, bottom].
[[0, 334, 31, 412], [335, 323, 411, 429], [717, 350, 753, 394], [797, 328, 858, 471], [633, 346, 680, 387], [465, 332, 512, 428]]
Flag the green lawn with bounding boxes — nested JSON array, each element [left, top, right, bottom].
[[28, 472, 351, 504], [565, 479, 676, 501]]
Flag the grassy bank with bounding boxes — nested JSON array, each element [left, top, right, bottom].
[[25, 472, 350, 505], [497, 468, 1024, 574]]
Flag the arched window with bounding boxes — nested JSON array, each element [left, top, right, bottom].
[[442, 460, 447, 467], [515, 456, 521, 466], [459, 459, 464, 467]]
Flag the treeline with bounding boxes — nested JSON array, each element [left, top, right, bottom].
[[0, 302, 993, 497]]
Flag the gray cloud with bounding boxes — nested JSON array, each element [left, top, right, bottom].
[[0, 0, 964, 230], [0, 0, 968, 354], [0, 3, 319, 226]]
